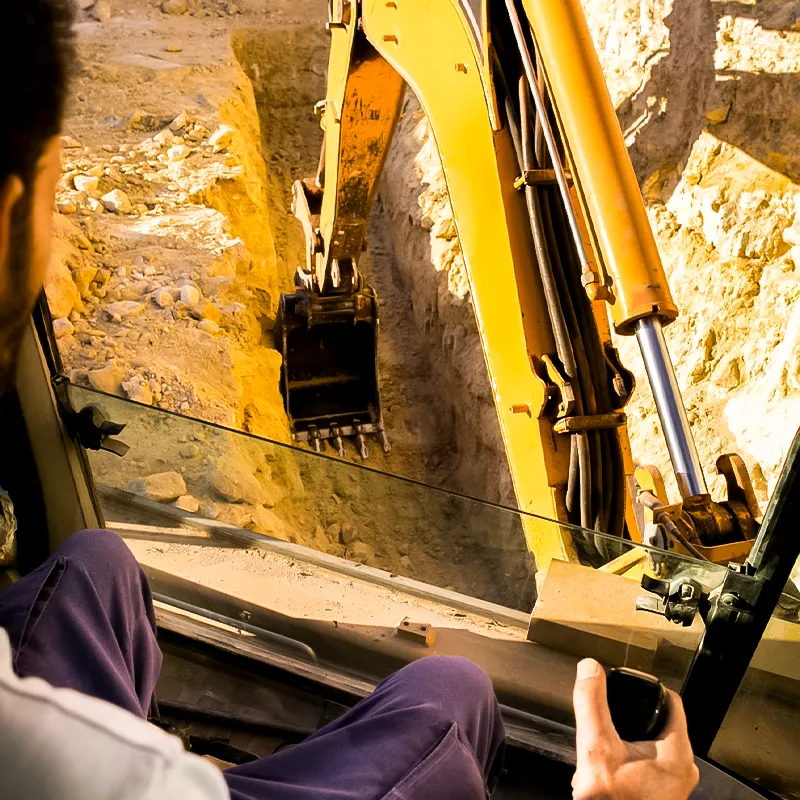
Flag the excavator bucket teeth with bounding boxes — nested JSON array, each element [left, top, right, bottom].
[[277, 284, 388, 456]]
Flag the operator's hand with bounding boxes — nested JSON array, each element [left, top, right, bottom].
[[572, 659, 699, 800]]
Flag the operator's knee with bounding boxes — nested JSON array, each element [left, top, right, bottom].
[[55, 529, 140, 581], [398, 656, 496, 718]]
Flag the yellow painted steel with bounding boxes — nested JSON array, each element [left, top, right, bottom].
[[360, 0, 577, 568], [521, 0, 678, 335], [318, 18, 405, 285], [313, 0, 677, 570]]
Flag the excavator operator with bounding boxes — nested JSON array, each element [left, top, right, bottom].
[[0, 2, 698, 798]]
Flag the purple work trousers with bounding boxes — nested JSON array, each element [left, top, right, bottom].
[[0, 529, 506, 799]]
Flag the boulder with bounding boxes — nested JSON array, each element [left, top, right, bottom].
[[346, 541, 375, 565], [160, 0, 187, 14], [91, 0, 112, 21], [73, 266, 98, 299], [73, 175, 99, 194], [340, 522, 358, 545], [326, 523, 342, 542], [260, 480, 284, 509], [105, 300, 144, 320], [210, 457, 265, 504], [179, 444, 199, 459], [153, 129, 174, 146], [152, 287, 175, 308], [173, 494, 200, 513], [170, 111, 191, 132], [88, 363, 125, 395], [121, 374, 153, 405], [168, 144, 190, 163], [52, 318, 74, 339], [180, 284, 201, 307], [101, 189, 133, 214], [208, 125, 234, 153], [250, 506, 294, 542], [57, 200, 77, 215], [127, 472, 187, 502], [312, 525, 329, 551]]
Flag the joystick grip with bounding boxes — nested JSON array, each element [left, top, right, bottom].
[[606, 667, 669, 741]]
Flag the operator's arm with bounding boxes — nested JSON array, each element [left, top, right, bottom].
[[572, 658, 699, 800], [0, 629, 228, 800]]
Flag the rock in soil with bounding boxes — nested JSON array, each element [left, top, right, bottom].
[[73, 175, 99, 194], [153, 288, 175, 308], [210, 457, 265, 505], [53, 318, 75, 339], [346, 541, 375, 565], [102, 189, 133, 214], [180, 284, 201, 307], [88, 363, 125, 395], [91, 0, 112, 22], [161, 0, 187, 14], [127, 471, 187, 502], [105, 300, 145, 320], [173, 494, 200, 513], [122, 374, 153, 405]]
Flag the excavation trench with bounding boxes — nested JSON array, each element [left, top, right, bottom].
[[49, 16, 532, 611], [228, 27, 533, 608]]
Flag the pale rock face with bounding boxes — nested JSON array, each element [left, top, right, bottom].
[[208, 125, 234, 153], [167, 144, 190, 163], [153, 287, 175, 308], [91, 0, 112, 22], [346, 541, 375, 565], [161, 0, 187, 16], [74, 175, 99, 194]]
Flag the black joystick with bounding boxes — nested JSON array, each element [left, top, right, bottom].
[[606, 667, 669, 741]]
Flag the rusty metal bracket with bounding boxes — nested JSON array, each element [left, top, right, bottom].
[[603, 344, 635, 407], [717, 453, 762, 524], [513, 168, 573, 190], [553, 412, 626, 434], [326, 0, 352, 30], [637, 575, 707, 627], [395, 618, 436, 647], [542, 355, 575, 419]]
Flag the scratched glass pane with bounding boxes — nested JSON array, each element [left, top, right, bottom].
[[69, 383, 728, 690]]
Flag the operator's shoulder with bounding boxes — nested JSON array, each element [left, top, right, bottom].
[[0, 629, 229, 800]]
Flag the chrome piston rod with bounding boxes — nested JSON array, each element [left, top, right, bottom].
[[635, 316, 708, 498]]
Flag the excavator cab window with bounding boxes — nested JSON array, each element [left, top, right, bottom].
[[5, 302, 797, 797], [3, 0, 799, 792]]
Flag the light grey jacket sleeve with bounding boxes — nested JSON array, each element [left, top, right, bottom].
[[0, 628, 229, 800]]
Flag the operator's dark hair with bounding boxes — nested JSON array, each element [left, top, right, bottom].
[[0, 0, 77, 189]]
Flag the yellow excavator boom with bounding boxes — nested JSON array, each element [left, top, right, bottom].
[[278, 0, 761, 573]]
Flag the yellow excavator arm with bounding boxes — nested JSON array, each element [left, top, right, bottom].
[[278, 0, 762, 573]]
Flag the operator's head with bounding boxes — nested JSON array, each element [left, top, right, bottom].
[[0, 0, 75, 392]]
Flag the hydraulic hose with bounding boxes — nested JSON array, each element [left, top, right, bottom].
[[517, 83, 592, 529], [513, 28, 626, 538]]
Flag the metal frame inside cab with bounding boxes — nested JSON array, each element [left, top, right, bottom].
[[5, 296, 797, 792]]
